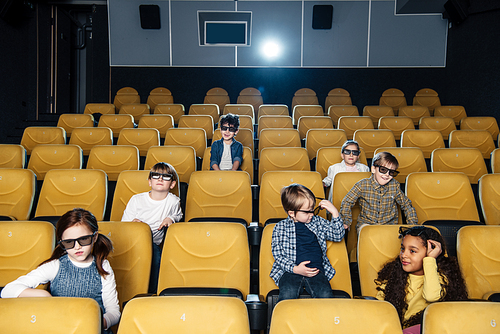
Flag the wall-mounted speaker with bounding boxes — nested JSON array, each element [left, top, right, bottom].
[[139, 4, 160, 29], [443, 0, 468, 25], [312, 5, 333, 30]]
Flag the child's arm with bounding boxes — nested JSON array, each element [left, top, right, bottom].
[[158, 199, 183, 230], [101, 260, 121, 329], [339, 182, 362, 229], [210, 141, 222, 170], [322, 165, 335, 187], [121, 195, 139, 222], [422, 240, 445, 302], [231, 142, 243, 171], [1, 260, 58, 298], [318, 200, 346, 240], [271, 224, 297, 275], [394, 188, 418, 224]]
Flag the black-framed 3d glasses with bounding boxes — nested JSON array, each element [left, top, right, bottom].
[[342, 149, 360, 156], [373, 164, 400, 177], [59, 232, 96, 250], [220, 125, 237, 133], [150, 172, 173, 181]]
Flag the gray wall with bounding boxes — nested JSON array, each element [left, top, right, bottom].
[[108, 0, 447, 67]]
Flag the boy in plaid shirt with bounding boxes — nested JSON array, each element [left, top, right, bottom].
[[270, 184, 345, 302]]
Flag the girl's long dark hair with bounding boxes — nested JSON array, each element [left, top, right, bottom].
[[41, 208, 113, 277], [375, 226, 468, 328]]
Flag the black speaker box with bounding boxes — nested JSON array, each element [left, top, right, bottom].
[[139, 4, 161, 29], [312, 5, 333, 30], [443, 0, 468, 25]]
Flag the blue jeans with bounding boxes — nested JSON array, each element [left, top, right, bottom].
[[277, 271, 334, 302], [149, 242, 162, 294]]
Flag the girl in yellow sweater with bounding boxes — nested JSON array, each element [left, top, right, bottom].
[[375, 226, 468, 333]]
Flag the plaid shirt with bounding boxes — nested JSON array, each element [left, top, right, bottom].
[[270, 215, 345, 285], [340, 174, 418, 230]]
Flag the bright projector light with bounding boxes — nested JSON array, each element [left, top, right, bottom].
[[262, 41, 281, 58]]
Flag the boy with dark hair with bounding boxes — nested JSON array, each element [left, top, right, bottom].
[[122, 162, 183, 293], [340, 151, 418, 232], [271, 183, 345, 302], [210, 113, 243, 170]]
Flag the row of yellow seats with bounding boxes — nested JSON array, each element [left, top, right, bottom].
[[1, 221, 499, 333]]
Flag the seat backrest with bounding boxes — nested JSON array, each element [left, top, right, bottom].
[[328, 105, 359, 125], [57, 113, 94, 136], [117, 128, 160, 156], [373, 147, 427, 184], [259, 171, 325, 226], [292, 105, 323, 125], [315, 147, 368, 179], [87, 145, 139, 181], [269, 299, 402, 334], [119, 104, 151, 123], [478, 174, 500, 225], [147, 87, 174, 111], [419, 116, 456, 140], [297, 116, 334, 140], [325, 88, 352, 110], [117, 296, 250, 334], [154, 104, 185, 124], [116, 87, 139, 95], [213, 127, 254, 154], [158, 222, 250, 298], [405, 172, 479, 223], [68, 127, 113, 155], [353, 129, 396, 159], [84, 103, 116, 115], [422, 301, 500, 334], [400, 129, 445, 159], [138, 114, 174, 138], [144, 146, 196, 184], [35, 169, 107, 220], [379, 88, 407, 113], [98, 114, 135, 138], [99, 221, 152, 305], [28, 144, 82, 180], [457, 225, 500, 299], [204, 94, 230, 112], [449, 129, 495, 159], [257, 115, 293, 138], [305, 129, 347, 162], [164, 128, 206, 158], [358, 224, 419, 297], [258, 128, 301, 157], [337, 116, 374, 140], [109, 170, 179, 220], [460, 116, 499, 139], [434, 105, 467, 125], [113, 93, 141, 111], [377, 116, 414, 140], [20, 126, 66, 155], [259, 223, 352, 299], [223, 104, 255, 123], [185, 171, 252, 225], [178, 115, 214, 140], [362, 105, 394, 127], [188, 104, 219, 125], [0, 220, 54, 287], [0, 297, 101, 333], [237, 87, 263, 113], [0, 144, 26, 168], [431, 148, 487, 184], [412, 88, 441, 113], [201, 146, 253, 182], [292, 88, 318, 110], [259, 147, 310, 185], [398, 105, 430, 125], [493, 148, 500, 173], [258, 104, 289, 119]]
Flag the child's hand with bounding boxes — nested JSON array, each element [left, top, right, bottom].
[[322, 181, 327, 187], [159, 217, 173, 230], [293, 261, 319, 277], [319, 200, 339, 218], [427, 240, 442, 258], [343, 224, 349, 230], [132, 218, 144, 223]]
